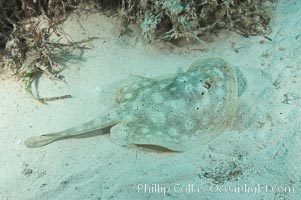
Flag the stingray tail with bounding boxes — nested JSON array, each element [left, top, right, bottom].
[[25, 113, 117, 148], [25, 133, 62, 148]]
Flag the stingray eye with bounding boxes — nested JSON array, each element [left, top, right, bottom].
[[178, 76, 188, 83], [203, 80, 212, 89]]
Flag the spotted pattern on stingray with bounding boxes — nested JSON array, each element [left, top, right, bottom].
[[25, 58, 240, 151]]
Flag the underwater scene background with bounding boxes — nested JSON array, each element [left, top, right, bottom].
[[0, 0, 301, 199]]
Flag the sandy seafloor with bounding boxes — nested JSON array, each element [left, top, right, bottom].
[[1, 1, 301, 200]]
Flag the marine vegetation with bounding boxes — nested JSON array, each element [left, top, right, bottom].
[[1, 15, 96, 102], [0, 0, 274, 47], [0, 1, 95, 102], [0, 0, 79, 49], [118, 0, 273, 42], [0, 0, 274, 102]]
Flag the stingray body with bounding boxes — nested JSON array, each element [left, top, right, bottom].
[[25, 58, 240, 151]]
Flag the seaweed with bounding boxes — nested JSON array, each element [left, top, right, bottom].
[[0, 0, 22, 49], [117, 0, 273, 42], [1, 15, 97, 102], [0, 0, 274, 47], [0, 0, 275, 102]]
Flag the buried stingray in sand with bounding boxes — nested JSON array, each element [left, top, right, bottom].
[[25, 58, 246, 151]]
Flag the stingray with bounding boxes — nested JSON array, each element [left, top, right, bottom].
[[25, 58, 245, 151]]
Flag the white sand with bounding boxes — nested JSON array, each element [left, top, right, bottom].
[[1, 1, 301, 199]]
